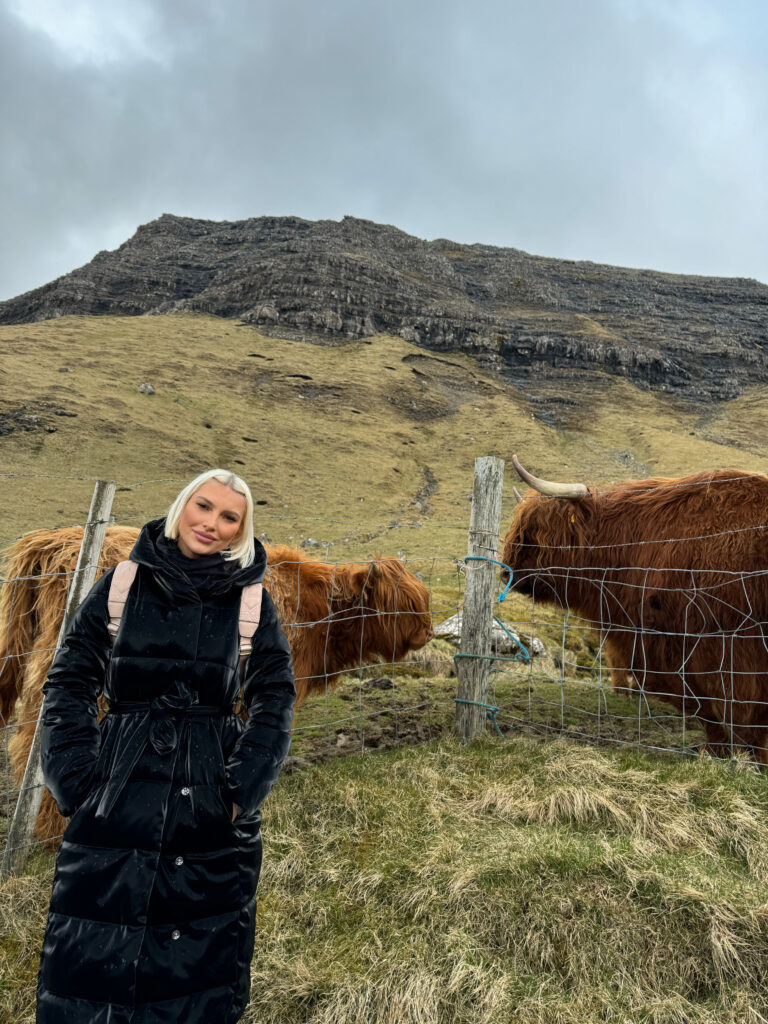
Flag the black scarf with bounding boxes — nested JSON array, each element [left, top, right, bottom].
[[155, 532, 238, 597]]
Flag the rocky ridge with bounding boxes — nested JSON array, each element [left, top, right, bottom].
[[2, 214, 766, 400]]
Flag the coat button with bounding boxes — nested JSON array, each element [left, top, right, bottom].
[[171, 930, 181, 940], [181, 787, 190, 796], [174, 856, 184, 866]]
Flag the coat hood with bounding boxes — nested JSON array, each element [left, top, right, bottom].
[[129, 517, 267, 599]]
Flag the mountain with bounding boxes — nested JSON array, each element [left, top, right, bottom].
[[2, 213, 766, 400]]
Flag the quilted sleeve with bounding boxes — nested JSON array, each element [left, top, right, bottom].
[[41, 568, 114, 817], [225, 589, 296, 814]]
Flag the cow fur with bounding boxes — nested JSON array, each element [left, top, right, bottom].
[[502, 468, 768, 761], [0, 527, 432, 841]]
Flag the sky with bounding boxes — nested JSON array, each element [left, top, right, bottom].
[[1, 0, 767, 300]]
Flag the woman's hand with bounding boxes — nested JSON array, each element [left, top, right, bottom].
[[231, 802, 242, 822]]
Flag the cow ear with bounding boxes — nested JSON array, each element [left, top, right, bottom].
[[350, 564, 384, 613], [346, 567, 373, 598]]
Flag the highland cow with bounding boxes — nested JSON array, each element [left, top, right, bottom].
[[502, 456, 768, 761]]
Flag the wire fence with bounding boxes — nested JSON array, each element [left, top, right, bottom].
[[487, 561, 768, 763], [2, 469, 767, 865]]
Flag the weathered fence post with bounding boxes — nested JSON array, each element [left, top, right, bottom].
[[1, 480, 115, 878], [455, 456, 505, 743]]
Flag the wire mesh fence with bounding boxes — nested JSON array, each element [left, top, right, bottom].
[[487, 562, 768, 765], [2, 468, 768, 868]]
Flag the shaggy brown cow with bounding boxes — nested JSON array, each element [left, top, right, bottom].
[[0, 527, 432, 840], [502, 457, 768, 762]]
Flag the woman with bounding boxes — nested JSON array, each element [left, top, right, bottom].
[[36, 469, 296, 1023]]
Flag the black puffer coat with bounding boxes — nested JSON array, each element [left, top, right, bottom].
[[37, 518, 296, 1023]]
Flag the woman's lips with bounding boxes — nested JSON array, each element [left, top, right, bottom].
[[193, 530, 215, 543]]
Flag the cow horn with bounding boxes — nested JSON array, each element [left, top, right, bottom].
[[512, 454, 588, 498], [512, 486, 524, 504]]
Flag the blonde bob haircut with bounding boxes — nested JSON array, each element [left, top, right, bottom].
[[164, 469, 256, 568]]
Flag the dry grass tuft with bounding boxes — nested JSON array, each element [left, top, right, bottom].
[[0, 868, 52, 1023]]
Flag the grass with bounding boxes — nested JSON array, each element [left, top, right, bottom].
[[3, 737, 768, 1023], [288, 618, 711, 766]]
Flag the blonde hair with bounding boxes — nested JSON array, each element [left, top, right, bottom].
[[165, 469, 256, 568]]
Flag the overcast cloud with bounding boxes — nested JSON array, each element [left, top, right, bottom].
[[2, 0, 767, 299]]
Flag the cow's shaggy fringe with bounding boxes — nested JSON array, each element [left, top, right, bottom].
[[0, 526, 431, 842], [2, 736, 767, 1023]]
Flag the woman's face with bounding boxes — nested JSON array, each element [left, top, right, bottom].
[[176, 480, 247, 558]]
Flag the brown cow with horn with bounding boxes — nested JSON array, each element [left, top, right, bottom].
[[0, 527, 433, 841], [501, 455, 768, 762]]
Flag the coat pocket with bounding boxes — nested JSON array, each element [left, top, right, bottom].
[[215, 786, 235, 823], [66, 776, 105, 828]]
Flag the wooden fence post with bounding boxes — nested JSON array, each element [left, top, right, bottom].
[[455, 457, 505, 743], [1, 480, 116, 878]]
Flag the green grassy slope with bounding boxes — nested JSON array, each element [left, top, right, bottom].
[[2, 313, 768, 557]]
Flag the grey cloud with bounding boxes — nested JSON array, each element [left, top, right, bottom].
[[2, 0, 767, 300]]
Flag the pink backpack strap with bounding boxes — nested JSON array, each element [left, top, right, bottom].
[[107, 560, 139, 639], [239, 583, 263, 659]]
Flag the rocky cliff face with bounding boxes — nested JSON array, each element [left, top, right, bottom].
[[2, 213, 766, 400]]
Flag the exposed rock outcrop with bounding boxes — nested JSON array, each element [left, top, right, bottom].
[[2, 214, 766, 399]]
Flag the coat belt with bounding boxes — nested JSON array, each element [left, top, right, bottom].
[[95, 685, 226, 820]]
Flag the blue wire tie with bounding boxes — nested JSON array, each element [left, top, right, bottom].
[[454, 697, 505, 738], [464, 555, 515, 602], [492, 616, 531, 664]]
